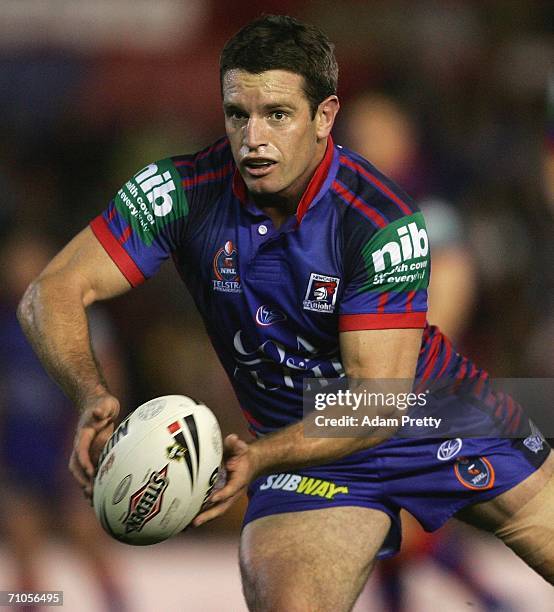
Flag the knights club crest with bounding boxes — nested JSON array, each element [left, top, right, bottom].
[[212, 240, 242, 294], [303, 273, 340, 313]]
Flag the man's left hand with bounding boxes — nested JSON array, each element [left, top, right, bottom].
[[193, 433, 255, 527]]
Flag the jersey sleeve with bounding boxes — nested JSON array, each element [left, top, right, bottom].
[[90, 139, 231, 287], [339, 211, 430, 331]]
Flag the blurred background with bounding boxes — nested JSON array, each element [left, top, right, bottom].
[[0, 1, 553, 610]]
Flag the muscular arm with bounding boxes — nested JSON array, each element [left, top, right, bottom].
[[17, 226, 132, 489], [18, 226, 131, 403], [194, 326, 422, 525], [247, 327, 422, 472]]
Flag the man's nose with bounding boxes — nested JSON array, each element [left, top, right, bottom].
[[243, 117, 268, 149]]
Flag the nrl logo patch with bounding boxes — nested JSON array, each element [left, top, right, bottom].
[[212, 240, 242, 294], [454, 457, 495, 490], [303, 273, 340, 313]]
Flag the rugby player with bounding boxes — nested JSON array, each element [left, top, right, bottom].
[[18, 15, 554, 611]]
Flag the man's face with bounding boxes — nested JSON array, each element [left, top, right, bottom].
[[222, 69, 325, 205]]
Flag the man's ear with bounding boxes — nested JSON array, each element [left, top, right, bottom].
[[316, 96, 340, 139]]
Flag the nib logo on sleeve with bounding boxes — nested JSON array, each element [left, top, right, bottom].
[[363, 213, 430, 290], [134, 163, 177, 217], [114, 158, 187, 246], [372, 222, 428, 272]]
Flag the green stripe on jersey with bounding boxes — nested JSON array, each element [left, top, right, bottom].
[[360, 212, 430, 293], [114, 158, 189, 246]]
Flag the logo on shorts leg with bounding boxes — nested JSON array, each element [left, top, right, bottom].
[[303, 273, 340, 313], [259, 473, 349, 500], [523, 420, 545, 454], [454, 457, 495, 490], [437, 438, 463, 461]]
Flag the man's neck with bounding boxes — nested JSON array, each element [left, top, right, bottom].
[[251, 194, 297, 229]]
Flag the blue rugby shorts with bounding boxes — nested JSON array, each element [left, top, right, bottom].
[[243, 434, 551, 559]]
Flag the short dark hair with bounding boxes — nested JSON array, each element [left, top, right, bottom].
[[220, 15, 338, 117]]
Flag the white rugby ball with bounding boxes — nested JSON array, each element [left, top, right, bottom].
[[93, 395, 222, 545]]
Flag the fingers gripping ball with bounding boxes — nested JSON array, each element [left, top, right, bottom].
[[93, 395, 222, 545]]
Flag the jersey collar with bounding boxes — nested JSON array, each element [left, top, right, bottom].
[[232, 135, 337, 224]]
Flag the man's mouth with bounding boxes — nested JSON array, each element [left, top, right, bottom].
[[242, 158, 277, 177]]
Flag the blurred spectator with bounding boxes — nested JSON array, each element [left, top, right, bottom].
[[341, 92, 477, 341], [526, 73, 554, 376], [0, 230, 129, 611], [341, 92, 520, 611]]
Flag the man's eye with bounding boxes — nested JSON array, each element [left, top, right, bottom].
[[270, 111, 287, 121], [228, 111, 247, 121]]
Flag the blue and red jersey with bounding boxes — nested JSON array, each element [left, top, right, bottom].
[[91, 136, 491, 437]]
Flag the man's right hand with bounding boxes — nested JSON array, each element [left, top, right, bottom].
[[69, 393, 120, 500]]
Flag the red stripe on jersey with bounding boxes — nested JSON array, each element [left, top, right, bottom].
[[118, 225, 132, 245], [296, 136, 335, 223], [181, 160, 233, 189], [196, 138, 228, 160], [505, 396, 515, 423], [241, 407, 264, 429], [405, 291, 415, 313], [339, 156, 412, 216], [509, 407, 521, 435], [339, 312, 426, 331], [435, 339, 452, 380], [107, 206, 117, 221], [420, 333, 443, 384], [456, 359, 468, 381], [90, 215, 145, 287], [474, 372, 487, 397], [331, 180, 388, 228], [377, 293, 388, 313], [232, 168, 247, 203]]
